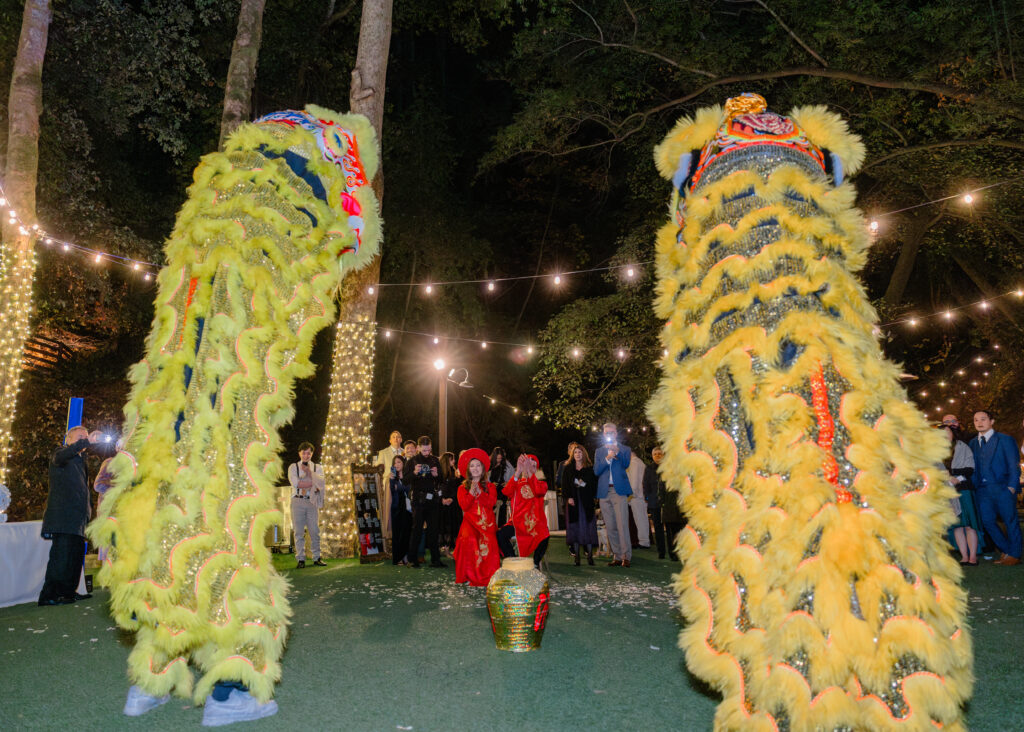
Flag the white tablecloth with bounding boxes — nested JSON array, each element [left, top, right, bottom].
[[0, 520, 85, 608]]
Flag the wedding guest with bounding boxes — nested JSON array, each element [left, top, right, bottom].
[[453, 448, 500, 586], [288, 442, 326, 569], [968, 411, 1021, 565], [39, 426, 103, 606], [404, 436, 445, 568], [497, 454, 550, 569], [941, 425, 980, 565], [389, 455, 412, 566], [643, 447, 669, 559], [561, 443, 598, 565], [439, 451, 463, 554], [375, 430, 403, 542], [594, 422, 634, 567], [488, 446, 515, 525]]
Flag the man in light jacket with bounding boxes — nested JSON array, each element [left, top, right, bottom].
[[594, 422, 634, 567], [289, 442, 326, 568]]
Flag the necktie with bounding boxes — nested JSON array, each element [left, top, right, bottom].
[[981, 436, 988, 446]]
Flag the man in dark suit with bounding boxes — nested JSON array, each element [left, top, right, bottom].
[[403, 436, 445, 569], [38, 425, 103, 605], [969, 410, 1022, 566]]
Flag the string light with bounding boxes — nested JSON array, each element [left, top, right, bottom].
[[963, 193, 974, 204], [0, 181, 159, 279], [384, 329, 391, 338], [553, 275, 562, 285], [0, 220, 36, 483], [487, 280, 495, 292], [424, 284, 433, 295], [319, 316, 375, 558], [480, 341, 488, 349], [571, 347, 581, 358], [367, 286, 375, 295]]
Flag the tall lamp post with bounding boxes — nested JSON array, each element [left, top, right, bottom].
[[432, 360, 473, 455], [433, 358, 447, 454]]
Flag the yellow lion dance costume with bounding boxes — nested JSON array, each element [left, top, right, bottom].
[[648, 94, 971, 731], [87, 106, 380, 710]]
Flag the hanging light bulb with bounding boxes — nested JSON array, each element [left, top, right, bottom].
[[481, 341, 488, 349], [553, 275, 562, 285], [384, 330, 392, 338], [963, 193, 974, 204], [869, 220, 880, 232], [487, 280, 495, 292], [367, 286, 375, 295]]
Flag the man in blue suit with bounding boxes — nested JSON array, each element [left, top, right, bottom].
[[969, 410, 1022, 565], [594, 422, 634, 567]]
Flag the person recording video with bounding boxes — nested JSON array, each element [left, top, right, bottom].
[[38, 425, 105, 605], [402, 436, 445, 568], [288, 442, 326, 569]]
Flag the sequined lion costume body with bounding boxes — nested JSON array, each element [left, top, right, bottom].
[[647, 95, 971, 731], [87, 105, 381, 704]]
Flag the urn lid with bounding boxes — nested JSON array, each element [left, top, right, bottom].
[[501, 557, 535, 572]]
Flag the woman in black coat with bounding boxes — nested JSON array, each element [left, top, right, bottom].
[[389, 455, 412, 566], [560, 443, 598, 565]]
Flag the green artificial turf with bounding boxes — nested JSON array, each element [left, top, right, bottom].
[[1, 544, 1021, 731]]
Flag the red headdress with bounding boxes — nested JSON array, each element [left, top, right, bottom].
[[458, 448, 491, 479]]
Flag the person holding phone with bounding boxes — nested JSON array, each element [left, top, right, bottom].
[[288, 442, 326, 569], [594, 422, 634, 567], [38, 425, 104, 605], [403, 436, 445, 568]]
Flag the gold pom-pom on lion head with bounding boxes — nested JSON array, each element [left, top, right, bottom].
[[654, 93, 866, 195]]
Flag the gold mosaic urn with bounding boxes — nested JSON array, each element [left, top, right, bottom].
[[486, 557, 550, 652]]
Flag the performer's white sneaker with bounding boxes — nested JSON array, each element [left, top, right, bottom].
[[202, 689, 278, 726], [123, 685, 170, 716]]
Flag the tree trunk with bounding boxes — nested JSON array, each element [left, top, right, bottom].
[[0, 0, 50, 484], [882, 209, 944, 309], [218, 0, 266, 150], [319, 0, 392, 558]]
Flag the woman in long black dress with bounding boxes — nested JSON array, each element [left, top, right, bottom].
[[438, 451, 462, 555], [561, 443, 598, 565]]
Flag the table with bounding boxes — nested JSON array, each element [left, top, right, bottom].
[[0, 520, 85, 608]]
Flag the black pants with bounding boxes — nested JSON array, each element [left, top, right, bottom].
[[496, 525, 549, 567], [664, 522, 684, 561], [649, 506, 667, 557], [391, 510, 412, 564], [408, 503, 440, 565], [39, 533, 85, 602], [440, 503, 463, 550]]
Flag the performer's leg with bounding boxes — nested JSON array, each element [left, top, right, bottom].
[[532, 537, 549, 569], [127, 624, 193, 700]]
